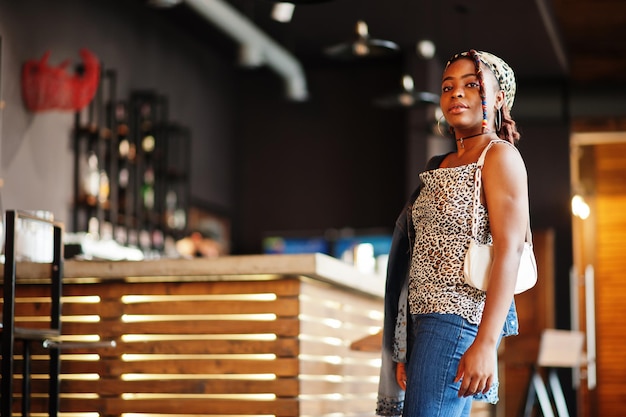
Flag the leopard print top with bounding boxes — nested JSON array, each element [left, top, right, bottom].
[[408, 162, 492, 325]]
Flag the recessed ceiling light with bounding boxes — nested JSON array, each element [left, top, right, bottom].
[[272, 3, 296, 22]]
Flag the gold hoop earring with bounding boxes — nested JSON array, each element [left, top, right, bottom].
[[495, 107, 502, 132], [437, 115, 447, 137]]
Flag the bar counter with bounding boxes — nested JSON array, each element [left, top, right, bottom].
[[2, 253, 385, 416], [9, 253, 386, 297]]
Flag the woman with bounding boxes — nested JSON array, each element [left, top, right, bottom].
[[376, 50, 528, 417]]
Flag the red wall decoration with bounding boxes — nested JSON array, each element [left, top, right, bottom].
[[21, 48, 100, 112]]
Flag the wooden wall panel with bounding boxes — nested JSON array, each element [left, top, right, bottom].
[[592, 143, 626, 416]]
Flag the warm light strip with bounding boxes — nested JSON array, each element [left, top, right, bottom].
[[123, 414, 274, 417], [14, 317, 51, 323], [299, 333, 343, 346], [299, 374, 379, 383], [121, 393, 276, 400], [25, 354, 100, 361], [121, 313, 277, 322], [299, 314, 380, 335], [122, 373, 277, 381], [62, 295, 101, 303], [14, 317, 100, 324], [62, 315, 101, 322], [298, 314, 342, 328], [367, 310, 384, 320], [60, 354, 100, 361], [123, 273, 282, 283], [121, 333, 277, 342], [53, 413, 98, 417], [300, 408, 372, 417], [12, 374, 100, 381], [299, 392, 377, 402], [121, 293, 277, 303], [59, 393, 100, 399], [59, 334, 102, 342], [299, 354, 381, 368], [60, 374, 101, 381], [299, 294, 341, 309], [300, 293, 384, 320], [299, 353, 343, 365], [14, 297, 55, 303], [121, 353, 276, 361]]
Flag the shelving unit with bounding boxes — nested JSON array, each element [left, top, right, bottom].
[[72, 71, 191, 255]]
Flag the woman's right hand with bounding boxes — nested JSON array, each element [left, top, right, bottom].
[[395, 362, 407, 390]]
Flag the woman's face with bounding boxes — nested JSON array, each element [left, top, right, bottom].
[[440, 57, 501, 132]]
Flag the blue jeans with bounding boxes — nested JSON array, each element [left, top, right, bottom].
[[403, 313, 487, 417]]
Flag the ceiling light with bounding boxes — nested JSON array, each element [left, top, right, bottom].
[[146, 0, 182, 8], [416, 40, 436, 59], [264, 0, 333, 3], [324, 20, 400, 60], [373, 75, 439, 108], [272, 3, 296, 22]]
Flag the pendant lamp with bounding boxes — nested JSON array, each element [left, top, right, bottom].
[[263, 0, 335, 3], [324, 21, 399, 60], [147, 0, 182, 7], [373, 75, 439, 108]]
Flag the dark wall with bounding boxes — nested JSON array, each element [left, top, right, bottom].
[[519, 123, 573, 329], [232, 62, 407, 254]]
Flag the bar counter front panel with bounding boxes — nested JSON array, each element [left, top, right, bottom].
[[0, 254, 385, 416]]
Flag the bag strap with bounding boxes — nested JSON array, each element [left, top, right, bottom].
[[471, 140, 532, 244]]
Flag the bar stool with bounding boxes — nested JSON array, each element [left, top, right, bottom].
[[1, 210, 64, 417], [522, 329, 585, 417]]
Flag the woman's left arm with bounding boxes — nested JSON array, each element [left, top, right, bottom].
[[456, 142, 529, 397]]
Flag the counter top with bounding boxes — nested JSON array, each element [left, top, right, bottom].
[[4, 253, 385, 298]]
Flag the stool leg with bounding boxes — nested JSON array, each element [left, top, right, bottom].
[[48, 346, 60, 417], [533, 371, 556, 417], [22, 341, 32, 417], [548, 369, 570, 417]]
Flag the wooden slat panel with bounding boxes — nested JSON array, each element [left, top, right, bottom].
[[55, 378, 300, 396], [2, 278, 302, 416], [22, 357, 299, 376], [18, 397, 300, 416], [67, 279, 302, 298], [1, 274, 387, 416], [300, 284, 383, 324], [61, 318, 300, 336], [117, 298, 300, 316], [119, 338, 299, 356], [297, 281, 382, 416], [108, 358, 299, 376], [103, 398, 300, 416], [8, 338, 298, 357]]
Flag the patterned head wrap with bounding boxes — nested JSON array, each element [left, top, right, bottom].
[[446, 50, 516, 110]]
